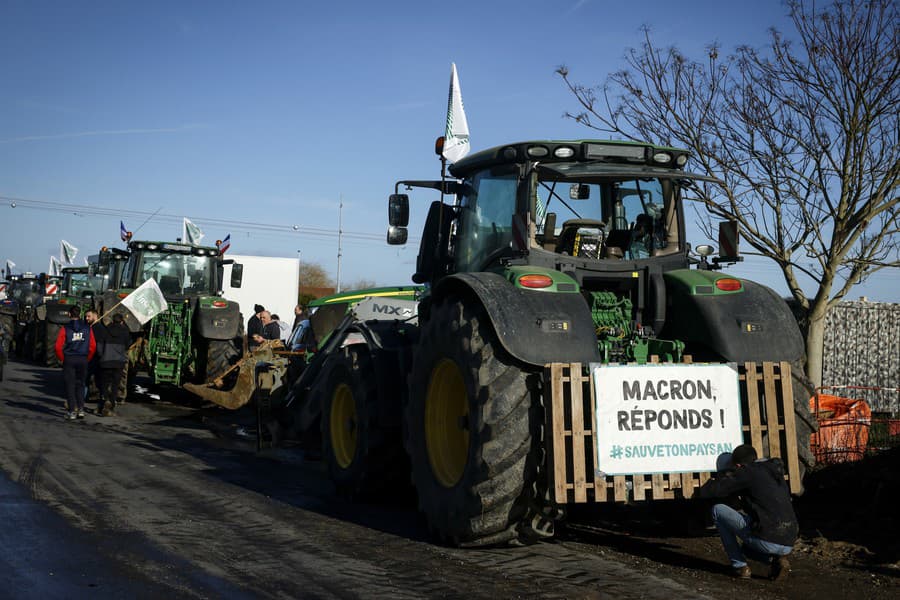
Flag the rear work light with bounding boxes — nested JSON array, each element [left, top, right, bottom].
[[715, 278, 742, 292], [518, 274, 554, 289]]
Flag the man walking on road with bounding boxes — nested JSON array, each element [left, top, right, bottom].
[[54, 306, 96, 420], [696, 444, 798, 580], [93, 313, 130, 417]]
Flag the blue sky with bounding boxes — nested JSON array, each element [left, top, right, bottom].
[[1, 0, 896, 301]]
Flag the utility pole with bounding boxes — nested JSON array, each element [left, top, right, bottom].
[[336, 195, 343, 293]]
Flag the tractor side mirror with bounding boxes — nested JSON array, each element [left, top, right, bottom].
[[387, 226, 408, 245], [717, 220, 740, 259], [569, 184, 590, 200], [230, 263, 243, 288], [389, 194, 410, 227]]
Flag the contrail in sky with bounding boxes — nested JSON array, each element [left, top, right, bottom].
[[0, 124, 205, 143]]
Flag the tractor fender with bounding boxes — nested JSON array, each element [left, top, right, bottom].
[[0, 301, 17, 317], [432, 272, 601, 368], [662, 275, 804, 363], [195, 299, 242, 340], [43, 301, 74, 325]]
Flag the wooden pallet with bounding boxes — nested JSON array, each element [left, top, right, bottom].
[[545, 360, 801, 504]]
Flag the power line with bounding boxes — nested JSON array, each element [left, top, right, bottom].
[[1, 193, 421, 245]]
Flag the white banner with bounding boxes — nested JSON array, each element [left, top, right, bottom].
[[48, 255, 62, 276], [120, 277, 169, 324], [592, 363, 743, 475], [442, 63, 470, 163], [60, 240, 78, 264], [183, 218, 204, 245]]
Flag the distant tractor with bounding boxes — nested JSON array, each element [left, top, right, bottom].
[[36, 265, 108, 366], [98, 240, 245, 391], [0, 273, 47, 359]]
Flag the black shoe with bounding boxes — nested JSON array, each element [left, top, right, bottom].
[[732, 565, 751, 579]]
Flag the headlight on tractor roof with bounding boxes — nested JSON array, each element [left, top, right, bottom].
[[554, 146, 575, 158]]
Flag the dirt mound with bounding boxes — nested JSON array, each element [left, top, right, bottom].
[[796, 447, 900, 563]]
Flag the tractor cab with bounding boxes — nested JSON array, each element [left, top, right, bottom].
[[60, 266, 106, 301], [123, 241, 223, 298]]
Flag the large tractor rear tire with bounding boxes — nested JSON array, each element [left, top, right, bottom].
[[204, 338, 241, 383], [405, 295, 553, 547], [44, 322, 61, 367], [0, 315, 14, 355], [321, 346, 408, 499]]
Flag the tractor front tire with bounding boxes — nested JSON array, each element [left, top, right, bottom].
[[405, 295, 548, 547], [321, 346, 407, 499]]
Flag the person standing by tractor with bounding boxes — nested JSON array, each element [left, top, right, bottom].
[[247, 304, 264, 344], [251, 311, 281, 347], [54, 306, 96, 420], [93, 313, 130, 417], [695, 444, 798, 580]]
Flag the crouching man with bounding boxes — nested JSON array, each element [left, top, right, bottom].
[[696, 444, 798, 581]]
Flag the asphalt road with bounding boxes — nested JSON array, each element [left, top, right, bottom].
[[0, 358, 712, 599]]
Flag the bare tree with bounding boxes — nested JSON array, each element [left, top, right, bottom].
[[343, 278, 379, 292], [298, 261, 334, 288], [558, 0, 899, 385]]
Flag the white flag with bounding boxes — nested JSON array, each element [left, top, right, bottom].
[[48, 256, 62, 276], [120, 277, 169, 325], [183, 218, 204, 245], [442, 63, 470, 163], [60, 240, 78, 264]]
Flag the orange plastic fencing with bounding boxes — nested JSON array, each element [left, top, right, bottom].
[[810, 394, 872, 463]]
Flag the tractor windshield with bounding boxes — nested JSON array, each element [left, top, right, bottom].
[[10, 280, 43, 304], [63, 272, 106, 298], [455, 171, 518, 271], [533, 168, 681, 260], [129, 251, 216, 296]]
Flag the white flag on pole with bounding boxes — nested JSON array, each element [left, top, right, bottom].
[[48, 256, 62, 276], [60, 240, 78, 264], [120, 277, 169, 325], [183, 218, 204, 245], [442, 63, 470, 163]]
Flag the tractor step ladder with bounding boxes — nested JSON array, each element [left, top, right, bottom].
[[545, 360, 801, 503]]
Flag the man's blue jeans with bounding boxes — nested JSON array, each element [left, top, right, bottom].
[[712, 504, 793, 568]]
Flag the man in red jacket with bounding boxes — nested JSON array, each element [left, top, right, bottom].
[[55, 306, 96, 420]]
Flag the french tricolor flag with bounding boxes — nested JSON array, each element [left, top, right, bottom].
[[218, 234, 231, 254]]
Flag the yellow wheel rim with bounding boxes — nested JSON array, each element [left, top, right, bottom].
[[329, 382, 357, 469], [425, 359, 469, 488]]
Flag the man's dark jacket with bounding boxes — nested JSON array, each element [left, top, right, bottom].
[[696, 458, 798, 546], [247, 314, 262, 339], [94, 321, 131, 368]]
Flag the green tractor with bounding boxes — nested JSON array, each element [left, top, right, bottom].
[[382, 139, 815, 546], [36, 265, 109, 366], [97, 240, 245, 390]]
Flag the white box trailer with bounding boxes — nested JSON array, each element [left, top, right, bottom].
[[222, 255, 300, 336]]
